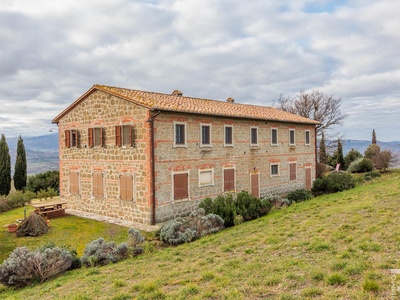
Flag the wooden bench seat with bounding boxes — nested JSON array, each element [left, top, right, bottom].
[[39, 208, 65, 218]]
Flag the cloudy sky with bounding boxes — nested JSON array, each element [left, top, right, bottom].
[[1, 0, 399, 141]]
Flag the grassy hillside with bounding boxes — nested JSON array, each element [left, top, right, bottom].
[[2, 171, 400, 299]]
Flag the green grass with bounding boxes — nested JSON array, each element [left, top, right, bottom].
[[1, 170, 400, 299], [0, 204, 128, 262]]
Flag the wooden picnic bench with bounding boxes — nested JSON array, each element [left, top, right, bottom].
[[31, 201, 67, 218]]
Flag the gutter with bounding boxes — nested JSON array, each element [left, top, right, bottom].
[[148, 110, 161, 225]]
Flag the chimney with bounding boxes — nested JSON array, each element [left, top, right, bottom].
[[172, 90, 183, 96], [226, 97, 235, 103]]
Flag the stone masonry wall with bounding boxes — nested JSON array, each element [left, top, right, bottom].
[[58, 90, 153, 224], [153, 112, 317, 222]]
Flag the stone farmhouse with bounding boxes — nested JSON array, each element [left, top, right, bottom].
[[52, 85, 320, 225]]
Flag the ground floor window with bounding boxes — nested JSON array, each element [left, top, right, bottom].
[[173, 172, 189, 200], [70, 171, 79, 194], [223, 168, 235, 192], [92, 172, 104, 198], [120, 174, 134, 201]]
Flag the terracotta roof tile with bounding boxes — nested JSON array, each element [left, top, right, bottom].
[[53, 84, 320, 125]]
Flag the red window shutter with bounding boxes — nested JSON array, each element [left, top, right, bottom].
[[65, 130, 71, 148], [224, 169, 234, 192], [115, 126, 121, 147], [70, 172, 79, 194], [251, 173, 259, 198], [126, 175, 133, 200], [290, 163, 296, 181], [88, 128, 93, 147], [120, 175, 126, 200], [75, 130, 80, 148], [174, 173, 188, 200], [100, 128, 103, 147], [305, 168, 312, 190], [93, 173, 103, 197], [129, 125, 133, 146]]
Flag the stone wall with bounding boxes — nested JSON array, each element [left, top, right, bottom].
[[58, 91, 317, 225], [153, 112, 317, 222], [58, 90, 153, 224]]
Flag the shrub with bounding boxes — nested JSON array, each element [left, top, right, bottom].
[[286, 189, 312, 203], [160, 209, 224, 245], [80, 238, 129, 267], [264, 194, 290, 208], [364, 170, 381, 181], [0, 246, 74, 286], [127, 228, 145, 248], [344, 148, 363, 167], [259, 198, 272, 216], [348, 157, 374, 173], [357, 158, 374, 173], [26, 170, 59, 193], [312, 172, 355, 196], [159, 218, 198, 245], [235, 191, 262, 221], [197, 213, 224, 236], [199, 194, 236, 227]]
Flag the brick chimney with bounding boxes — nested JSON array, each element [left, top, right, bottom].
[[226, 97, 235, 103], [172, 90, 183, 96]]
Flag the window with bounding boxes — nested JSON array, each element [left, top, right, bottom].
[[173, 172, 189, 200], [88, 128, 103, 147], [69, 171, 79, 194], [289, 162, 297, 181], [305, 130, 310, 146], [289, 129, 295, 146], [224, 125, 233, 146], [65, 130, 79, 148], [250, 127, 258, 146], [270, 164, 279, 177], [199, 169, 214, 187], [174, 122, 186, 147], [271, 128, 278, 145], [200, 124, 211, 146], [92, 172, 104, 198], [223, 168, 235, 192], [115, 125, 133, 147], [120, 174, 134, 201]]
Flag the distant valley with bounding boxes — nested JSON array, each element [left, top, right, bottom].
[[6, 133, 400, 175], [8, 134, 59, 175]]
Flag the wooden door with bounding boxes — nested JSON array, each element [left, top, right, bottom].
[[251, 172, 260, 198], [305, 168, 312, 190]]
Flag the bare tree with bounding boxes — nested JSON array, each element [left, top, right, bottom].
[[276, 90, 347, 137]]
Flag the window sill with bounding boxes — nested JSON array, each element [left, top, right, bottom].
[[200, 147, 212, 152]]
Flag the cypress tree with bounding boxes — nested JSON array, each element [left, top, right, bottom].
[[319, 132, 327, 164], [337, 139, 345, 170], [372, 129, 377, 144], [14, 136, 27, 191], [0, 134, 11, 195]]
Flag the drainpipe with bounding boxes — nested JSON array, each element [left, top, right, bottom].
[[148, 110, 161, 225], [315, 125, 321, 178]]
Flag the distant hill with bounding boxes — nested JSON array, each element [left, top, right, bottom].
[[342, 139, 400, 155], [4, 133, 400, 175], [8, 133, 59, 175]]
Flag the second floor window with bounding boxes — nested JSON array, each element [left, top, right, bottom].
[[250, 127, 258, 146], [271, 128, 278, 145], [88, 128, 103, 147], [65, 129, 79, 148], [201, 124, 211, 146], [174, 122, 186, 147], [289, 129, 295, 146], [116, 125, 133, 147], [224, 125, 233, 146], [305, 130, 310, 145]]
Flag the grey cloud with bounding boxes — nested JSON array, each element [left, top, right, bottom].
[[0, 0, 399, 142]]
